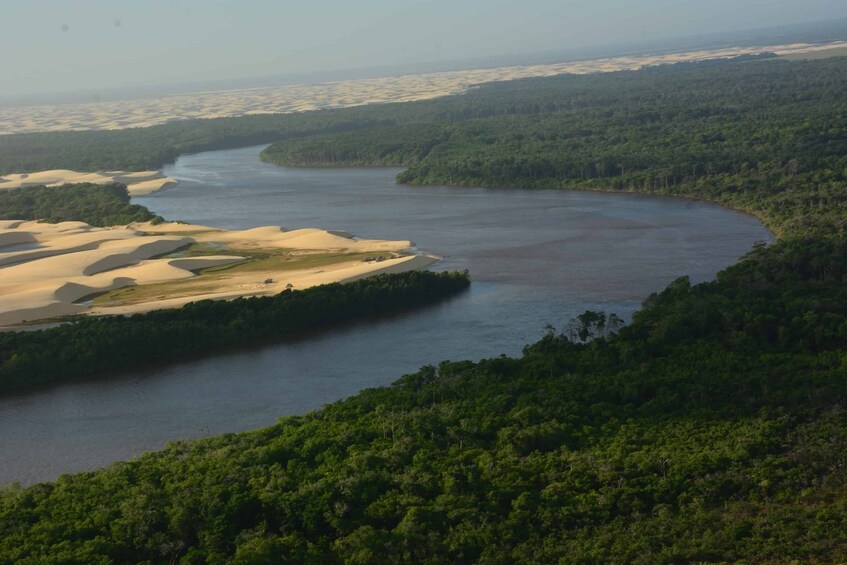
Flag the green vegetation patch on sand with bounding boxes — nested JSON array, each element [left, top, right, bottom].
[[0, 182, 159, 226]]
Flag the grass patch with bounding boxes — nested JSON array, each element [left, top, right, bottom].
[[166, 242, 227, 256], [200, 250, 396, 274], [145, 229, 221, 237]]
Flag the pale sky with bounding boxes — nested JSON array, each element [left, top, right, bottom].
[[0, 0, 844, 97]]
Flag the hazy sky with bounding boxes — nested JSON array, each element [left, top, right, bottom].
[[0, 0, 844, 97]]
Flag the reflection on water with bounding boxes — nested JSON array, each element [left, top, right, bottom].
[[0, 145, 772, 485]]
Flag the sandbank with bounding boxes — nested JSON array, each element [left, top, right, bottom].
[[0, 220, 438, 328]]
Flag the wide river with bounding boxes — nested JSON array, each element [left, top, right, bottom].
[[0, 145, 772, 485]]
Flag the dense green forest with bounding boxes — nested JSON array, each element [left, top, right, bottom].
[[0, 183, 159, 226], [0, 113, 382, 173], [0, 101, 451, 174], [0, 55, 801, 175], [1, 57, 847, 562], [1, 240, 845, 562], [0, 271, 469, 395]]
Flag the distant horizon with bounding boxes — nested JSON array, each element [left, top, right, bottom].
[[1, 0, 845, 103], [2, 39, 842, 136], [1, 17, 845, 108]]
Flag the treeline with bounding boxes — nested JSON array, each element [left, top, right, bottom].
[[0, 55, 809, 175], [260, 123, 453, 168], [0, 238, 845, 562], [0, 66, 613, 174], [261, 56, 847, 236], [0, 270, 469, 394], [0, 114, 389, 173], [0, 182, 159, 226]]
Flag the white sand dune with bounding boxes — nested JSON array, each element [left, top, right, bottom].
[[0, 169, 178, 196], [52, 279, 133, 304], [0, 220, 437, 327], [0, 230, 36, 247], [0, 223, 141, 267], [210, 225, 292, 243], [86, 253, 439, 318], [0, 170, 111, 186], [0, 229, 200, 324], [81, 237, 190, 275], [212, 226, 413, 252]]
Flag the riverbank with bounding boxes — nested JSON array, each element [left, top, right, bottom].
[[0, 270, 470, 397]]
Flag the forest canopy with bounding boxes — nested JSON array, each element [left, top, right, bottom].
[[1, 56, 847, 562], [0, 183, 159, 226]]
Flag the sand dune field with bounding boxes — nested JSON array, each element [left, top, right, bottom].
[[1, 41, 844, 135], [0, 220, 437, 328]]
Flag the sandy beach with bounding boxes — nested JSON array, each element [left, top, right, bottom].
[[1, 41, 844, 136], [0, 170, 177, 196], [0, 220, 438, 328]]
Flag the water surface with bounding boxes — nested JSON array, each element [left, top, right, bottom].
[[0, 145, 772, 485]]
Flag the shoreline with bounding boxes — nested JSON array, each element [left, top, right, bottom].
[[399, 177, 782, 240], [251, 148, 780, 242]]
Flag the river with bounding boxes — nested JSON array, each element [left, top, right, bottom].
[[0, 145, 772, 485]]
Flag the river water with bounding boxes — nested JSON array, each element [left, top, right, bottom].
[[0, 145, 772, 485]]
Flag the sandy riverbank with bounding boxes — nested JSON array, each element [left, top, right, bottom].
[[0, 170, 177, 196], [0, 220, 438, 328]]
